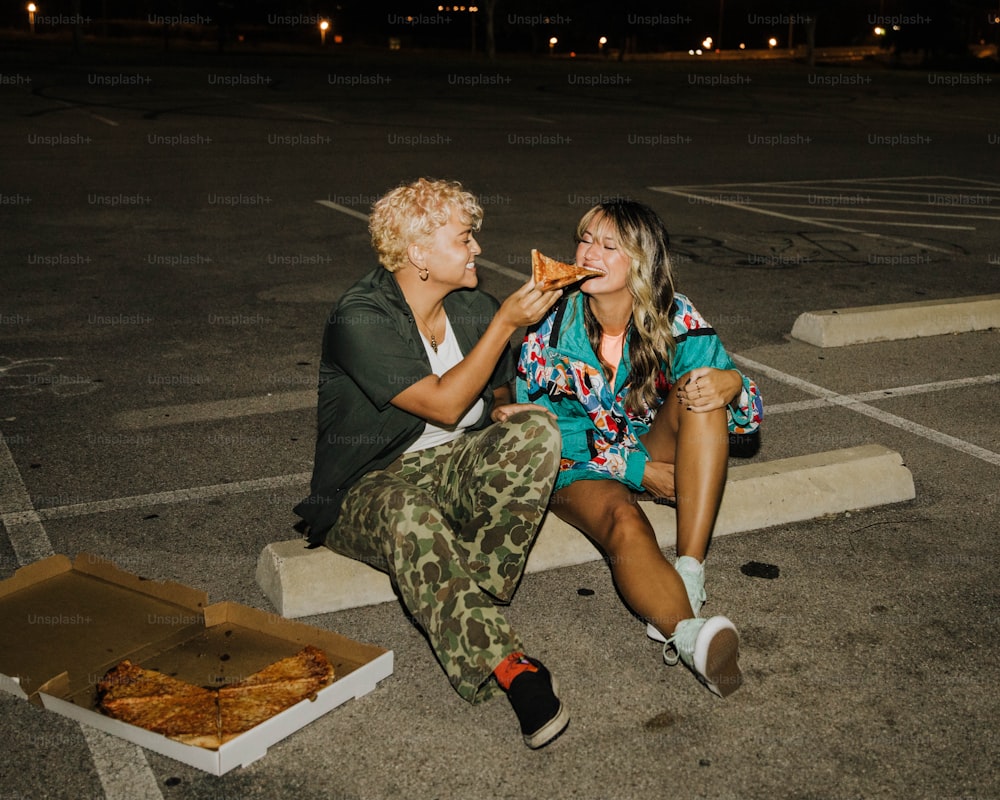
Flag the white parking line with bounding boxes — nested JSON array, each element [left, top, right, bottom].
[[46, 96, 119, 127], [2, 472, 311, 526], [80, 726, 165, 800], [0, 433, 53, 564], [807, 219, 976, 230], [649, 185, 959, 254], [255, 103, 341, 125], [315, 199, 368, 222], [764, 374, 1000, 412], [116, 390, 315, 430], [651, 175, 998, 251], [733, 356, 1000, 467]]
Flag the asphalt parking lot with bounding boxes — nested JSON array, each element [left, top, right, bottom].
[[1, 35, 998, 800]]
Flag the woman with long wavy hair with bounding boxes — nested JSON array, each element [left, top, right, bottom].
[[514, 199, 763, 697]]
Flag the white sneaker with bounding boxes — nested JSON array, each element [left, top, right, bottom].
[[664, 616, 743, 698], [675, 555, 706, 616], [645, 556, 706, 643]]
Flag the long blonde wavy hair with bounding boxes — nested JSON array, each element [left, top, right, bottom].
[[576, 200, 676, 415]]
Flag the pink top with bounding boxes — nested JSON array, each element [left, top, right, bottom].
[[599, 331, 625, 385]]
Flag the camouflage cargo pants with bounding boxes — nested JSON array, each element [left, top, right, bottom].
[[326, 409, 560, 703]]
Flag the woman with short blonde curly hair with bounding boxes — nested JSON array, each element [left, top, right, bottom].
[[370, 178, 484, 273], [296, 177, 569, 749]]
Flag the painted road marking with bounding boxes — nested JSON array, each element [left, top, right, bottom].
[[0, 432, 53, 564], [765, 374, 1000, 413], [651, 175, 998, 249], [0, 431, 164, 799], [42, 95, 120, 127], [315, 199, 368, 222], [80, 726, 165, 800], [2, 471, 311, 526], [255, 103, 341, 125], [805, 219, 975, 230], [116, 390, 315, 429], [733, 356, 1000, 468]]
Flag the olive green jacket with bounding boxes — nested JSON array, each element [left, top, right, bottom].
[[294, 267, 514, 544]]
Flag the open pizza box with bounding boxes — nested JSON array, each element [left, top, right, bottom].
[[0, 553, 393, 775]]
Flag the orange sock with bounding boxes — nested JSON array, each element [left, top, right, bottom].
[[493, 652, 539, 691]]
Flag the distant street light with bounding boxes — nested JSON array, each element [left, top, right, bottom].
[[717, 0, 725, 50], [598, 35, 607, 54], [27, 3, 37, 34], [549, 36, 557, 55], [319, 19, 329, 46], [768, 36, 777, 48]]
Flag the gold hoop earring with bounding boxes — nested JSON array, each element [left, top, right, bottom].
[[417, 266, 429, 281]]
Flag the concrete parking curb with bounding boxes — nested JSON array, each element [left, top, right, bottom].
[[790, 293, 1000, 347], [256, 444, 915, 618]]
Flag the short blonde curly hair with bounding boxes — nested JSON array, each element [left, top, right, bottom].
[[369, 178, 483, 272]]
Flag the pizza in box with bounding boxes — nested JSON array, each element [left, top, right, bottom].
[[96, 645, 335, 749]]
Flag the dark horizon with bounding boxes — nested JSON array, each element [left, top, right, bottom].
[[3, 0, 997, 57]]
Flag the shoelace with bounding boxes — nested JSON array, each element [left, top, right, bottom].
[[661, 618, 701, 667], [662, 639, 680, 666]]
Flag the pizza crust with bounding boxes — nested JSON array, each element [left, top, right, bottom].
[[531, 249, 603, 291]]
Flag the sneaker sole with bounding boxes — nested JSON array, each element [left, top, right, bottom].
[[701, 626, 743, 698], [523, 700, 570, 749]]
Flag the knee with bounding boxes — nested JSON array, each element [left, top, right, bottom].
[[495, 408, 562, 464], [505, 408, 560, 442], [375, 485, 442, 544], [383, 507, 451, 570], [601, 503, 656, 558]]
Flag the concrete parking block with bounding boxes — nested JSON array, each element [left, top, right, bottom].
[[257, 444, 915, 618], [790, 294, 1000, 347]]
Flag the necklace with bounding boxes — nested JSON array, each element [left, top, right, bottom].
[[412, 306, 442, 354]]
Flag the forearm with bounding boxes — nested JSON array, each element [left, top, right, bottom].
[[392, 316, 516, 426], [429, 318, 516, 419]]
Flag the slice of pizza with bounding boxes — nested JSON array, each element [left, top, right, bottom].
[[97, 660, 210, 703], [531, 249, 603, 291], [217, 646, 335, 740], [161, 694, 223, 750], [223, 646, 334, 690], [97, 660, 222, 749], [218, 683, 314, 742]]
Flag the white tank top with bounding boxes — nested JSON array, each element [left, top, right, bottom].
[[403, 315, 486, 453]]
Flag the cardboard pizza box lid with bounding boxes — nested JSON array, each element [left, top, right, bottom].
[[0, 553, 207, 702], [0, 553, 393, 774]]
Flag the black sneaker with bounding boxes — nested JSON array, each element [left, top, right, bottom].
[[505, 657, 570, 749]]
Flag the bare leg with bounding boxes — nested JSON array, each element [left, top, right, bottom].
[[550, 480, 692, 635], [640, 374, 729, 561]]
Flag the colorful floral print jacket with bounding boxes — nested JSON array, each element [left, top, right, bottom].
[[516, 291, 763, 492]]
